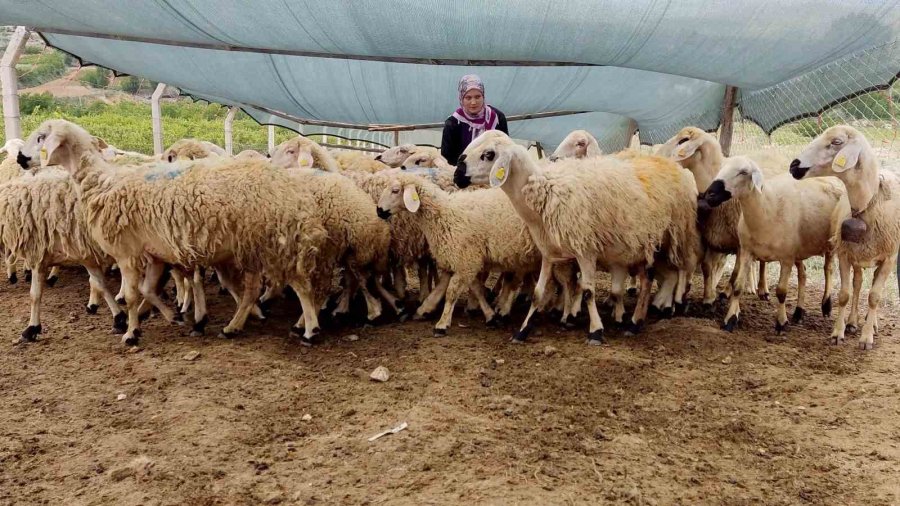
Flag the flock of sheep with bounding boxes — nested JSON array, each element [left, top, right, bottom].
[[0, 118, 897, 352]]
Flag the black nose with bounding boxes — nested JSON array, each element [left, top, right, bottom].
[[400, 165, 408, 171], [376, 207, 391, 220], [16, 151, 31, 169], [703, 180, 731, 208], [789, 159, 808, 180], [453, 161, 471, 188]]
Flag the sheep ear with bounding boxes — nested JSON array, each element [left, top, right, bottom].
[[751, 169, 764, 193], [489, 150, 513, 188], [672, 139, 701, 161], [41, 130, 66, 168], [403, 184, 421, 212], [92, 136, 109, 150], [832, 142, 861, 173]]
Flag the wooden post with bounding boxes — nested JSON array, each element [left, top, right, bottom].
[[393, 131, 400, 147], [151, 82, 167, 155], [719, 85, 737, 157], [224, 106, 237, 156], [534, 142, 544, 159], [267, 125, 275, 153], [1, 26, 31, 142]]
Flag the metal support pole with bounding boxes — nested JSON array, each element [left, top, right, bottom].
[[1, 26, 31, 142], [719, 85, 738, 157], [267, 125, 275, 153], [393, 131, 400, 147], [623, 119, 638, 150], [224, 106, 237, 156], [151, 82, 167, 155]]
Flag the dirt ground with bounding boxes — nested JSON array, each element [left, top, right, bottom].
[[0, 267, 898, 505]]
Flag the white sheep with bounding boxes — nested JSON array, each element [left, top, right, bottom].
[[376, 144, 442, 167], [455, 131, 701, 344], [376, 173, 544, 334], [19, 119, 330, 346], [790, 125, 900, 350], [235, 149, 267, 161], [703, 157, 844, 335], [269, 135, 340, 172], [334, 150, 391, 174], [0, 167, 126, 341], [162, 139, 226, 162], [549, 130, 603, 161]]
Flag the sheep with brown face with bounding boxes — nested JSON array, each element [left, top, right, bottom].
[[790, 125, 900, 350]]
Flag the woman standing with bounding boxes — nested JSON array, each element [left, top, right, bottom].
[[440, 74, 509, 165]]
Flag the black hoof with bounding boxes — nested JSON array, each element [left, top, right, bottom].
[[433, 327, 447, 337], [624, 320, 644, 337], [758, 293, 770, 301], [8, 273, 17, 284], [775, 320, 788, 335], [172, 311, 184, 324], [21, 324, 42, 342], [191, 315, 208, 336], [674, 301, 689, 317], [45, 275, 58, 287], [115, 297, 126, 306], [485, 315, 500, 328], [626, 287, 638, 297], [717, 292, 728, 302], [123, 329, 141, 346], [289, 325, 303, 338], [86, 303, 99, 315], [547, 309, 563, 322], [661, 306, 675, 320], [560, 316, 578, 330], [586, 329, 605, 346], [791, 307, 805, 324], [113, 311, 128, 333], [701, 302, 714, 313], [648, 305, 662, 318], [846, 324, 858, 335], [512, 324, 533, 343], [722, 315, 738, 332], [218, 286, 228, 295], [219, 329, 239, 339], [821, 297, 832, 317], [299, 336, 314, 347], [23, 270, 31, 282]]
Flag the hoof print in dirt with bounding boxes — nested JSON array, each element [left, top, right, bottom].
[[791, 307, 805, 324], [113, 312, 128, 333], [586, 329, 605, 346], [86, 303, 99, 315], [20, 324, 42, 342], [722, 315, 738, 332]]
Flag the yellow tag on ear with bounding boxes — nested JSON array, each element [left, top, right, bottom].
[[299, 159, 310, 166], [412, 191, 419, 201], [834, 154, 847, 167], [39, 147, 47, 160], [676, 149, 685, 157], [495, 167, 506, 180]]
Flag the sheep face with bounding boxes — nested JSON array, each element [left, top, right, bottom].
[[791, 125, 869, 183], [704, 156, 763, 207], [376, 144, 416, 166], [269, 137, 315, 170], [658, 127, 709, 163], [1, 138, 26, 159], [550, 130, 601, 161], [454, 131, 516, 189], [376, 180, 420, 219], [19, 119, 94, 172]]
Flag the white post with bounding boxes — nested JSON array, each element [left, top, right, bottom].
[[224, 106, 237, 156], [151, 82, 167, 155], [1, 26, 31, 142], [267, 125, 275, 153]]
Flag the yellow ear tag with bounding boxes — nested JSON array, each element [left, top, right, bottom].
[[39, 147, 47, 160], [676, 149, 685, 157], [412, 191, 419, 201], [299, 159, 310, 166], [495, 167, 506, 180], [834, 154, 846, 167]]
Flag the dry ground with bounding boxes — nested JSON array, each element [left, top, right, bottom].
[[0, 267, 898, 505]]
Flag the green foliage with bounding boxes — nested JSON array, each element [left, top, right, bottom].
[[16, 50, 67, 88], [18, 92, 57, 115], [117, 76, 142, 94], [22, 44, 43, 55], [0, 98, 296, 154], [787, 116, 842, 138], [79, 67, 112, 88]]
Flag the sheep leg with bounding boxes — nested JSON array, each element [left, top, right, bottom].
[[5, 251, 16, 284], [87, 282, 102, 314], [414, 271, 451, 319], [392, 263, 407, 300], [356, 275, 383, 322], [821, 251, 834, 317], [467, 278, 497, 326], [701, 250, 725, 306], [650, 265, 677, 317], [847, 265, 864, 334], [629, 266, 653, 336], [859, 254, 895, 351], [466, 271, 488, 314], [289, 279, 321, 345], [496, 272, 524, 319], [773, 260, 793, 335], [552, 267, 574, 324], [757, 261, 769, 300], [433, 273, 469, 335], [45, 266, 60, 287], [417, 259, 431, 303], [793, 261, 807, 324], [513, 257, 553, 343], [172, 270, 185, 307], [575, 255, 606, 343], [221, 271, 262, 337], [674, 269, 690, 314], [723, 249, 750, 332], [84, 264, 127, 334], [179, 271, 194, 314], [259, 281, 283, 308], [20, 264, 46, 342], [830, 255, 852, 345], [116, 259, 144, 346], [374, 275, 404, 316], [331, 274, 357, 318], [609, 266, 628, 325], [139, 260, 180, 324], [190, 269, 208, 337], [218, 267, 265, 320]]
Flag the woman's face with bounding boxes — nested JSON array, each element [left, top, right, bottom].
[[462, 89, 484, 115]]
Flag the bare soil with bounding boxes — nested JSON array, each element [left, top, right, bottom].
[[1, 268, 898, 505]]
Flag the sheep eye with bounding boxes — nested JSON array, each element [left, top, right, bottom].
[[482, 150, 495, 162], [677, 138, 689, 145], [576, 142, 586, 147], [37, 134, 46, 143], [831, 139, 844, 146], [392, 188, 400, 194]]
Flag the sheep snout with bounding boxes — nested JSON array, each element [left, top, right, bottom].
[[789, 159, 808, 180], [16, 151, 32, 170], [703, 180, 732, 208], [453, 161, 471, 188], [376, 207, 392, 220]]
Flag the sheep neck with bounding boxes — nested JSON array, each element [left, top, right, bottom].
[[844, 153, 881, 217], [499, 149, 543, 227], [687, 141, 724, 192], [734, 183, 775, 233], [410, 184, 450, 239], [73, 151, 106, 186]]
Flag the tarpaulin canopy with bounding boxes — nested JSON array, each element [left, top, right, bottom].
[[2, 0, 899, 150]]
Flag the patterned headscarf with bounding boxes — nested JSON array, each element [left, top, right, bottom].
[[453, 74, 499, 146]]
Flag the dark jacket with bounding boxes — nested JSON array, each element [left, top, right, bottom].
[[440, 108, 508, 165]]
